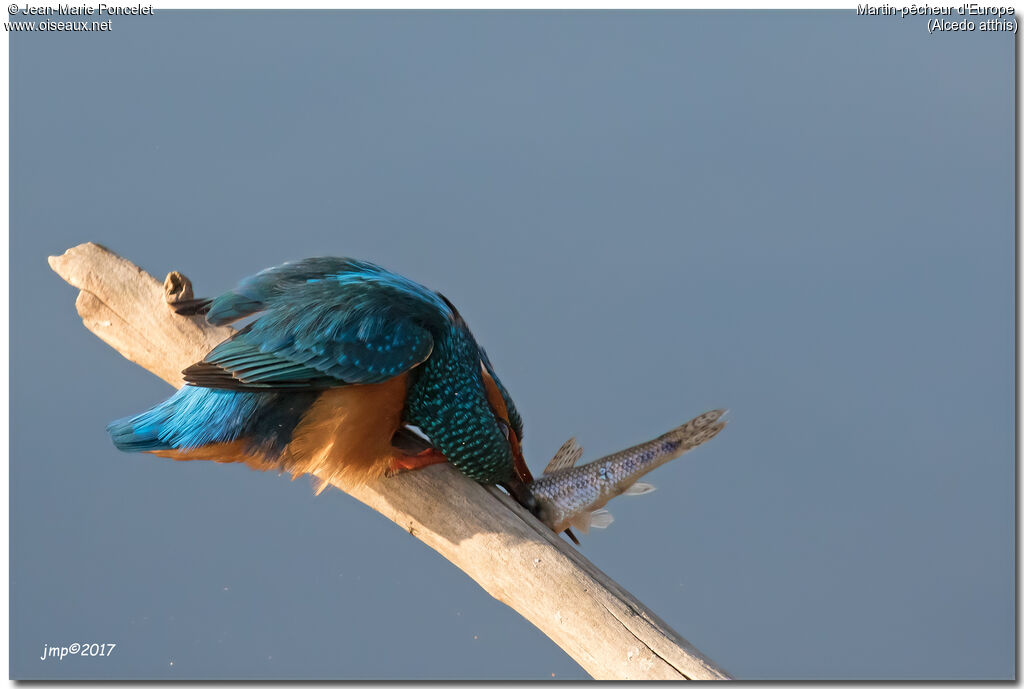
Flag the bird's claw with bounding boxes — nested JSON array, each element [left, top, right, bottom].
[[390, 448, 449, 473]]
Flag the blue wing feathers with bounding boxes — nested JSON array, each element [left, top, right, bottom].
[[183, 258, 449, 390], [204, 257, 372, 325]]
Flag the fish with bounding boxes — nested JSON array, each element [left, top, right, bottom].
[[525, 409, 727, 535]]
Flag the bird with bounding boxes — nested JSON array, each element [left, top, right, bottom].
[[106, 257, 534, 498]]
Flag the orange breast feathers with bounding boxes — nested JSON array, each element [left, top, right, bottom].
[[151, 373, 411, 490], [480, 364, 533, 484]]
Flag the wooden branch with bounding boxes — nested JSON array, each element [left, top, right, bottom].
[[48, 243, 731, 681]]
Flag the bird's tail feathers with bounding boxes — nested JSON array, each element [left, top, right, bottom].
[[170, 297, 213, 317], [106, 386, 310, 464], [107, 409, 175, 452], [206, 293, 264, 325], [170, 291, 265, 326]]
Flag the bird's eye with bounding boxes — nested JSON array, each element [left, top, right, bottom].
[[496, 418, 512, 441]]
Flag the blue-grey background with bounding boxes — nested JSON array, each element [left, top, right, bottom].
[[10, 10, 1014, 680]]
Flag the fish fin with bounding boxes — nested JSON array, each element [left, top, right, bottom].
[[569, 513, 591, 534], [564, 528, 580, 545], [544, 437, 584, 475], [624, 482, 656, 496], [588, 509, 615, 529]]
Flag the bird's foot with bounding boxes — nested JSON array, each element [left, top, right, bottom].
[[390, 448, 449, 473]]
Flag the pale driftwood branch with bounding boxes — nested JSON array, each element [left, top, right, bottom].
[[48, 243, 731, 681]]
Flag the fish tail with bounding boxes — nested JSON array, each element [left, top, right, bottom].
[[660, 408, 728, 456], [618, 409, 728, 478]]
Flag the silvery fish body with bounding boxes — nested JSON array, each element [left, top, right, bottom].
[[528, 409, 726, 534]]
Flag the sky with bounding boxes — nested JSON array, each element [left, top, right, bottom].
[[10, 10, 1014, 680]]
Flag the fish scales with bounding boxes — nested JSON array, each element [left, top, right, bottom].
[[528, 410, 726, 534]]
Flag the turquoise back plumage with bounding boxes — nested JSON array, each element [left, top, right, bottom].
[[108, 257, 523, 486], [404, 324, 516, 483]]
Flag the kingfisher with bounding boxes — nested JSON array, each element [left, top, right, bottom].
[[107, 257, 534, 499]]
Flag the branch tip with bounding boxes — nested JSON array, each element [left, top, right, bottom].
[[164, 271, 194, 304]]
